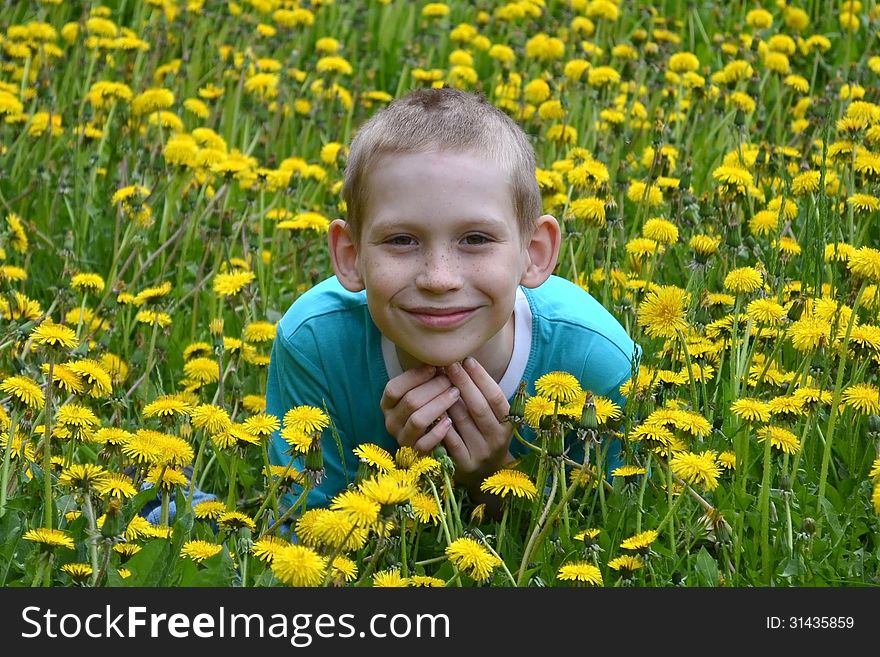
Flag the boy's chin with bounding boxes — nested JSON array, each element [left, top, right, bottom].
[[404, 347, 472, 368], [414, 354, 469, 368]]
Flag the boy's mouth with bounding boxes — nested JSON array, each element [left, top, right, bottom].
[[404, 306, 477, 329]]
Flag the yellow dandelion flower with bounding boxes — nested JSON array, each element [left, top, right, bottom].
[[358, 474, 416, 506], [757, 425, 801, 455], [445, 537, 502, 582], [22, 528, 75, 550], [373, 568, 409, 587], [730, 398, 772, 423], [217, 511, 256, 532], [841, 383, 880, 415], [61, 563, 93, 582], [558, 561, 603, 585], [180, 540, 222, 563], [847, 247, 880, 282], [271, 544, 327, 587], [0, 375, 44, 409], [480, 469, 537, 499], [96, 473, 137, 499], [642, 217, 679, 245], [193, 500, 227, 520], [213, 270, 256, 297], [524, 395, 556, 429], [283, 405, 329, 434], [787, 316, 831, 352], [58, 463, 109, 490], [330, 490, 380, 527], [408, 575, 446, 587], [620, 530, 659, 552], [251, 535, 290, 564], [410, 492, 441, 525], [637, 285, 689, 338], [724, 267, 763, 294], [608, 554, 644, 573], [30, 321, 78, 350], [670, 452, 720, 491], [353, 443, 395, 473], [535, 371, 582, 403]]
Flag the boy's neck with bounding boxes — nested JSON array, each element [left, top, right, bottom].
[[396, 313, 516, 382]]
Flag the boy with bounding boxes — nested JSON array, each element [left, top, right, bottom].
[[266, 87, 637, 510]]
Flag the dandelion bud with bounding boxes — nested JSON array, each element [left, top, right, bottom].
[[508, 381, 527, 423], [209, 318, 224, 337], [101, 497, 124, 539], [604, 197, 619, 222], [698, 195, 714, 218], [747, 75, 761, 96], [715, 519, 732, 544], [800, 517, 816, 535], [779, 474, 791, 491], [787, 296, 806, 321], [548, 418, 564, 457], [304, 443, 324, 484], [432, 444, 456, 474], [679, 161, 692, 190], [578, 394, 598, 432], [734, 108, 746, 128], [867, 414, 880, 435]]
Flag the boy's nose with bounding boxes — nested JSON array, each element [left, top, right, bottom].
[[415, 251, 462, 292]]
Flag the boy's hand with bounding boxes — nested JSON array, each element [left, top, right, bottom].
[[380, 365, 460, 452], [440, 358, 514, 491]]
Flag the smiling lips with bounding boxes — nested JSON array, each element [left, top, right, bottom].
[[404, 306, 477, 328]]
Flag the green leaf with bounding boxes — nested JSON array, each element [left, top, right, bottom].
[[0, 509, 23, 586], [120, 486, 160, 528], [178, 549, 237, 586], [780, 554, 805, 579], [693, 547, 720, 586], [818, 496, 844, 538], [122, 539, 172, 587]]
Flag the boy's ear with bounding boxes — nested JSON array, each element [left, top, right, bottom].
[[328, 219, 365, 292], [520, 214, 561, 288]]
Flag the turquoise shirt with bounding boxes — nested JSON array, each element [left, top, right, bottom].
[[266, 275, 639, 509]]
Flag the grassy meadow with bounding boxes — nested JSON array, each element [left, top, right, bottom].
[[1, 0, 879, 587]]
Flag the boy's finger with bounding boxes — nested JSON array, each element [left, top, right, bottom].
[[446, 399, 479, 443], [382, 373, 450, 416], [399, 387, 460, 445], [380, 365, 436, 410], [441, 426, 470, 469], [445, 361, 502, 429], [462, 357, 510, 422], [412, 417, 451, 453]]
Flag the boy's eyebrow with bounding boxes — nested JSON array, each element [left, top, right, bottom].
[[368, 217, 512, 233]]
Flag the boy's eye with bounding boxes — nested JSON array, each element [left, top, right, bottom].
[[386, 235, 416, 246], [462, 234, 491, 246]]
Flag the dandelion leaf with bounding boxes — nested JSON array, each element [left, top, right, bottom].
[[693, 547, 720, 586]]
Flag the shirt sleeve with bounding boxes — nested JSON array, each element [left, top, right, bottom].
[[266, 325, 345, 510]]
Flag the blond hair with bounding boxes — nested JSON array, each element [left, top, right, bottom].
[[342, 87, 542, 242]]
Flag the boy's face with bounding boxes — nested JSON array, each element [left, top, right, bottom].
[[355, 150, 531, 369]]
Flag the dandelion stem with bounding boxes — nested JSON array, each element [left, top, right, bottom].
[[516, 467, 558, 586], [226, 454, 239, 509], [815, 280, 866, 535], [478, 535, 516, 587], [255, 487, 308, 541], [635, 451, 653, 534], [43, 358, 55, 529], [759, 428, 774, 584], [655, 488, 687, 534], [0, 409, 20, 519], [82, 493, 100, 586]]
